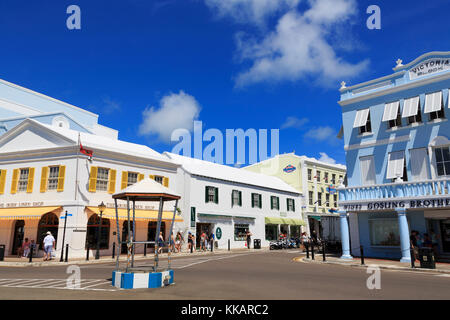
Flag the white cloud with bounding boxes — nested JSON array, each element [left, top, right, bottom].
[[204, 0, 300, 25], [281, 116, 309, 129], [304, 126, 336, 141], [138, 91, 201, 142], [317, 152, 336, 164], [205, 0, 369, 87]]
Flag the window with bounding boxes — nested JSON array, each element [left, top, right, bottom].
[[317, 192, 322, 206], [232, 190, 242, 207], [333, 194, 338, 207], [325, 194, 330, 207], [331, 174, 336, 184], [287, 198, 295, 212], [271, 196, 280, 210], [86, 214, 110, 250], [383, 101, 401, 129], [96, 168, 109, 191], [308, 191, 313, 205], [407, 103, 422, 125], [424, 91, 445, 121], [205, 186, 218, 204], [410, 148, 430, 181], [429, 108, 445, 121], [47, 166, 60, 190], [435, 147, 450, 176], [388, 109, 402, 129], [386, 151, 408, 182], [18, 168, 29, 192], [36, 213, 58, 250], [154, 175, 164, 184], [308, 169, 312, 181], [252, 193, 262, 208], [127, 172, 138, 187], [354, 108, 371, 134], [360, 156, 376, 186], [316, 171, 321, 182], [359, 112, 372, 134], [369, 219, 400, 246], [324, 172, 328, 183], [265, 224, 278, 241], [234, 224, 249, 241]]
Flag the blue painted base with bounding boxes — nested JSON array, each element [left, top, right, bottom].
[[112, 270, 174, 289], [340, 254, 353, 260]]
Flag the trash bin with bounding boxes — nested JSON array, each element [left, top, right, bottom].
[[418, 247, 436, 269], [253, 239, 261, 249], [0, 245, 5, 261]]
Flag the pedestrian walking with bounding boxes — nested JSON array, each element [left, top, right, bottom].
[[300, 232, 308, 251], [175, 231, 183, 253], [410, 230, 418, 261], [209, 232, 215, 250], [200, 231, 206, 252], [187, 232, 194, 253], [157, 232, 164, 254], [43, 231, 55, 261], [246, 230, 252, 249], [170, 232, 175, 252], [22, 238, 31, 258]]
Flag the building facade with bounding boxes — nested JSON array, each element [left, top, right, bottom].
[[243, 153, 346, 241], [164, 153, 303, 249], [338, 52, 450, 262]]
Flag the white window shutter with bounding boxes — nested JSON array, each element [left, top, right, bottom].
[[402, 96, 419, 118], [424, 91, 442, 113], [410, 148, 430, 181], [353, 109, 370, 128], [382, 101, 400, 121], [386, 151, 405, 179], [360, 156, 376, 185]]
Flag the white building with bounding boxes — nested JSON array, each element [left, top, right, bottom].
[[164, 153, 304, 249]]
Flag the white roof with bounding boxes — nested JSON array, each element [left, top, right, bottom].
[[245, 153, 347, 171], [164, 152, 300, 194], [113, 178, 180, 198], [35, 120, 168, 162]]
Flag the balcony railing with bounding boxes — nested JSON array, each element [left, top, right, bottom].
[[338, 178, 450, 202]]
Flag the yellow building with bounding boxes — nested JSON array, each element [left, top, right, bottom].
[[243, 153, 346, 239]]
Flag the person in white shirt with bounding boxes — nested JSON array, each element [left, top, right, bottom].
[[43, 231, 56, 261]]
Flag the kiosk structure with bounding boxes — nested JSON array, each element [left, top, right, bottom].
[[111, 178, 181, 289]]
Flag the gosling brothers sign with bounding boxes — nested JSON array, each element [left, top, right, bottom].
[[409, 58, 450, 80], [342, 197, 450, 212]]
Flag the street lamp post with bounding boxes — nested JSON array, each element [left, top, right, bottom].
[[95, 201, 106, 260]]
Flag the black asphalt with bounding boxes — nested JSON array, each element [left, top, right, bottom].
[[0, 251, 449, 299]]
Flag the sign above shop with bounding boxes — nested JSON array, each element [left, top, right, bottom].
[[341, 197, 450, 212], [283, 165, 296, 173], [216, 227, 222, 240], [409, 58, 450, 80]]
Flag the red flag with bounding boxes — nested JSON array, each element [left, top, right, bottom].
[[80, 142, 93, 159]]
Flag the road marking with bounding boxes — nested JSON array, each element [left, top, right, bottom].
[[0, 278, 118, 291], [175, 253, 252, 269], [436, 274, 450, 277]]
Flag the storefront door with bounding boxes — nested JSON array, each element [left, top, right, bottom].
[[121, 221, 133, 254], [11, 220, 25, 255], [440, 220, 450, 253], [196, 223, 212, 248]]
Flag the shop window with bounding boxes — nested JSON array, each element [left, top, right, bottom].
[[85, 214, 110, 250], [36, 213, 59, 250], [47, 166, 60, 190], [18, 168, 29, 192], [435, 147, 450, 177], [265, 224, 278, 241], [234, 224, 249, 241], [96, 168, 109, 191], [369, 219, 400, 246], [290, 226, 301, 238]]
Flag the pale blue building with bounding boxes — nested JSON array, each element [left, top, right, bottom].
[[337, 52, 450, 262], [0, 78, 118, 139]]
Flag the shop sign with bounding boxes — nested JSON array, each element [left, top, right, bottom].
[[341, 197, 450, 212], [409, 58, 450, 80], [283, 165, 296, 173], [190, 207, 196, 227], [1, 202, 44, 208], [216, 227, 222, 240]]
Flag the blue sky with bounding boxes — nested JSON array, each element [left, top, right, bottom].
[[1, 0, 450, 166]]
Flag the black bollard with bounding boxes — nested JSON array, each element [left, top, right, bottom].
[[311, 244, 315, 260], [29, 246, 33, 263], [306, 243, 310, 259], [211, 240, 213, 252], [65, 244, 69, 262], [86, 244, 90, 261], [144, 243, 147, 257], [190, 242, 193, 254], [228, 239, 230, 251], [322, 241, 326, 262], [410, 248, 415, 268], [112, 242, 115, 259], [360, 245, 365, 265]]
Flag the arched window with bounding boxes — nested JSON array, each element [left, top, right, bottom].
[[86, 214, 110, 250], [37, 213, 59, 250]]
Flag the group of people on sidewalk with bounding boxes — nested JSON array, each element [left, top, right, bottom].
[[17, 231, 55, 261], [410, 230, 439, 261]]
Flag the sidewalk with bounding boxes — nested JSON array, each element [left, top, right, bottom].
[[296, 254, 450, 274], [0, 247, 267, 267]]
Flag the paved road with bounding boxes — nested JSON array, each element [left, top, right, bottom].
[[0, 250, 449, 299]]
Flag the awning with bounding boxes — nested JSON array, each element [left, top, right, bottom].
[[353, 108, 370, 128], [265, 217, 284, 224], [0, 206, 62, 220], [198, 213, 232, 219], [382, 101, 400, 121], [402, 96, 419, 118], [86, 207, 183, 222], [424, 91, 442, 113], [310, 216, 321, 221], [386, 151, 405, 179]]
